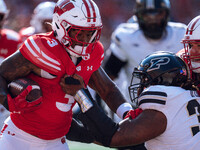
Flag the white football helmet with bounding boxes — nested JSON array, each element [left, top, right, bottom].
[[182, 15, 200, 73], [30, 1, 56, 33], [52, 0, 102, 57], [0, 0, 9, 29]]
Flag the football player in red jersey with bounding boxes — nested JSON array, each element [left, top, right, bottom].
[[0, 0, 133, 149], [0, 0, 21, 62], [0, 0, 21, 129], [19, 1, 56, 42], [178, 15, 200, 93]]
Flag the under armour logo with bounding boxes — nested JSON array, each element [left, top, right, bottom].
[[87, 66, 93, 71], [76, 66, 81, 71]]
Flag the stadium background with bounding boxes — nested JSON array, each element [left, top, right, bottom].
[[3, 0, 200, 149], [4, 0, 200, 50]]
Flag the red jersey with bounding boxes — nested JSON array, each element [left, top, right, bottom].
[[11, 31, 104, 140], [0, 29, 21, 62]]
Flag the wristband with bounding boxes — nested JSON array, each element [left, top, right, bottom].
[[74, 89, 93, 113], [116, 102, 133, 119]]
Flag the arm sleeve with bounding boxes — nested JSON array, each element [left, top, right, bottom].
[[66, 118, 95, 143], [104, 52, 127, 78]]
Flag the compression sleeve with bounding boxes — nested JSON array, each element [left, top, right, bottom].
[[104, 52, 127, 78]]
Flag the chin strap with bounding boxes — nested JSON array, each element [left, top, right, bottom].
[[66, 45, 87, 58]]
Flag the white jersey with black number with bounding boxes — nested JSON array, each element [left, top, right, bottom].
[[138, 85, 200, 150], [109, 22, 186, 102]]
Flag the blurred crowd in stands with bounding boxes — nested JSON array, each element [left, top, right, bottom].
[[4, 0, 200, 50]]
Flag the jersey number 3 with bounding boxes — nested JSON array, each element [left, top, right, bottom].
[[187, 99, 200, 136]]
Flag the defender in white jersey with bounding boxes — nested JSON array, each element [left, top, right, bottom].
[[104, 0, 186, 103], [74, 51, 200, 150], [127, 51, 200, 149]]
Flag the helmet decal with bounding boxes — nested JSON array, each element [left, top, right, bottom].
[[148, 57, 170, 72], [54, 1, 74, 16], [186, 17, 200, 36], [82, 0, 96, 23]]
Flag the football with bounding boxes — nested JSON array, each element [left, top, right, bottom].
[[8, 78, 42, 102]]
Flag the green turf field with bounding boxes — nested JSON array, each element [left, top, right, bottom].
[[68, 140, 117, 150]]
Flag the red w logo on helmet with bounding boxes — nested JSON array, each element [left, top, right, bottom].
[[54, 0, 75, 16]]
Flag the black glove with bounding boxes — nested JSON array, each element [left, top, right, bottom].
[[66, 118, 95, 143], [74, 89, 119, 147]]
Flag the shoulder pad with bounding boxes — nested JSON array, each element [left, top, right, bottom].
[[96, 41, 104, 64], [2, 29, 21, 42], [19, 27, 35, 37], [111, 23, 139, 45], [89, 41, 104, 65], [20, 34, 64, 75], [138, 86, 168, 112], [168, 22, 187, 29], [94, 41, 104, 55], [19, 27, 35, 42]]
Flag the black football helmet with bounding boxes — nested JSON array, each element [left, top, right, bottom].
[[135, 0, 170, 39], [129, 51, 190, 103]]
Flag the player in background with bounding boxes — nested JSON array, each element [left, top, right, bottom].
[[0, 0, 21, 62], [0, 0, 133, 149], [73, 51, 200, 150], [19, 1, 56, 42], [0, 0, 21, 129], [103, 1, 186, 149], [179, 15, 200, 93], [104, 0, 186, 105]]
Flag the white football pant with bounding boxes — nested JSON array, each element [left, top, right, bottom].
[[0, 117, 69, 150], [0, 104, 10, 129]]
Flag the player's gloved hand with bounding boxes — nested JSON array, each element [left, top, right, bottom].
[[124, 108, 143, 119], [6, 85, 42, 114], [60, 74, 86, 96], [66, 118, 95, 143], [74, 89, 119, 147]]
